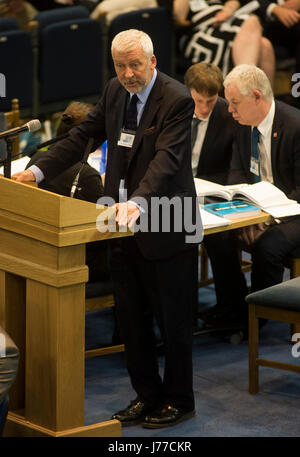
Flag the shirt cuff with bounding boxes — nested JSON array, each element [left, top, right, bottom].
[[28, 165, 44, 183], [128, 199, 146, 214], [267, 2, 282, 18]]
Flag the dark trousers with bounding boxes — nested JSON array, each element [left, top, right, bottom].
[[251, 217, 300, 291], [204, 232, 248, 308], [108, 237, 198, 412], [204, 216, 300, 308]]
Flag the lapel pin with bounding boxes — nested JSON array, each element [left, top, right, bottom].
[[273, 132, 277, 138]]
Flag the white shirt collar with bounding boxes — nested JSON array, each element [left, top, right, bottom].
[[129, 68, 157, 105], [193, 110, 212, 123], [257, 99, 275, 138]]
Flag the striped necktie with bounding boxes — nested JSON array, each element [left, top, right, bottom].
[[191, 117, 201, 150], [251, 126, 261, 183], [124, 94, 139, 131]]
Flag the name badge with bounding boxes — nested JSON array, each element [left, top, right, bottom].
[[117, 129, 135, 148], [250, 157, 260, 176]]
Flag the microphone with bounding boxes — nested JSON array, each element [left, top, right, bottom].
[[0, 119, 41, 140], [70, 137, 94, 198]]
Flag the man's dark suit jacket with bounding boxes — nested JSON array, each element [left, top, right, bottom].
[[195, 96, 235, 185], [33, 71, 201, 260], [228, 100, 300, 202], [27, 149, 104, 203]]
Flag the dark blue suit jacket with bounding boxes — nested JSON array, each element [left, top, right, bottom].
[[228, 100, 300, 203]]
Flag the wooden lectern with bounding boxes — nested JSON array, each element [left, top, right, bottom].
[[0, 176, 130, 437]]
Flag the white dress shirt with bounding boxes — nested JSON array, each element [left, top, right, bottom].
[[191, 112, 212, 177], [255, 99, 275, 183]]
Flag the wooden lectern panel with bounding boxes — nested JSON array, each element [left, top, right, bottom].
[[26, 281, 85, 431], [0, 177, 126, 437]]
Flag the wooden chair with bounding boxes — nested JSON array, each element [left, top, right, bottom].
[[198, 244, 252, 289], [246, 277, 300, 394], [84, 287, 125, 358], [287, 255, 300, 335]]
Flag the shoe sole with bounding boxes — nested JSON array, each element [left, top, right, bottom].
[[141, 410, 196, 429], [113, 417, 146, 427]]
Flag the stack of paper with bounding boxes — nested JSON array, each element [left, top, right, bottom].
[[0, 156, 30, 175], [200, 207, 231, 229]]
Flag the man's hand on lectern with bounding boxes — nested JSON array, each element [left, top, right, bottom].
[[11, 170, 36, 182]]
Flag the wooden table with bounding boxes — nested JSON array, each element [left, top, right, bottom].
[[203, 210, 271, 235]]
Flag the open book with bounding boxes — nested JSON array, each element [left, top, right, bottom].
[[195, 178, 300, 218], [204, 200, 261, 219]]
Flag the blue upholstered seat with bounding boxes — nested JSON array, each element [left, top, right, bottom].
[[0, 18, 19, 32], [107, 7, 174, 78], [34, 5, 89, 29], [246, 276, 300, 311], [0, 21, 33, 111], [33, 6, 104, 115]]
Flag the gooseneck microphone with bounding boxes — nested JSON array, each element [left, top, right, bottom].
[[1, 119, 41, 178], [0, 119, 41, 140], [70, 137, 94, 198]]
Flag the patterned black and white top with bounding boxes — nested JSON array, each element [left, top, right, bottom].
[[179, 0, 259, 76]]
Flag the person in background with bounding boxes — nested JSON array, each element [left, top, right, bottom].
[[184, 62, 235, 184], [256, 0, 300, 80], [184, 62, 236, 327], [90, 0, 158, 25], [0, 0, 38, 30], [173, 0, 275, 84], [201, 64, 300, 326]]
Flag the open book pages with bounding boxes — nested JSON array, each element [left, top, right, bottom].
[[194, 178, 249, 201], [199, 207, 231, 229], [195, 179, 300, 218]]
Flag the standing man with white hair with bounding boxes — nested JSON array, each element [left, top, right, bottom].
[[12, 29, 201, 428], [201, 64, 300, 326]]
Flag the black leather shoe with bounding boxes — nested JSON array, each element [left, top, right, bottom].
[[112, 399, 155, 426], [142, 405, 196, 429]]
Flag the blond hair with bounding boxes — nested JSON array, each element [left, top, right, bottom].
[[184, 63, 223, 96]]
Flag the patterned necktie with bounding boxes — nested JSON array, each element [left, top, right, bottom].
[[124, 94, 139, 131], [251, 126, 261, 183], [191, 117, 201, 151]]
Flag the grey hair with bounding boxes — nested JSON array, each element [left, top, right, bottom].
[[224, 64, 273, 101], [111, 29, 154, 59]]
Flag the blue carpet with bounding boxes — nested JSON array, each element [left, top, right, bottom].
[[84, 276, 300, 437]]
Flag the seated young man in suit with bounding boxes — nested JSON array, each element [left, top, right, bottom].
[[184, 62, 236, 325], [201, 64, 300, 326], [184, 62, 235, 185]]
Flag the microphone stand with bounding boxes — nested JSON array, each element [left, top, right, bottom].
[[3, 137, 14, 179], [70, 137, 94, 198]]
